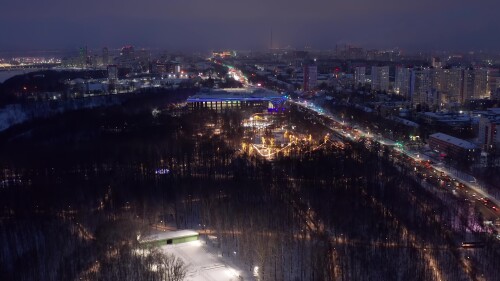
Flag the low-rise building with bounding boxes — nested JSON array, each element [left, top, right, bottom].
[[187, 88, 287, 112], [139, 230, 199, 247], [419, 112, 472, 127], [428, 132, 478, 162]]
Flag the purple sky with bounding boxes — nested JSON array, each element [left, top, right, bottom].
[[1, 0, 499, 52]]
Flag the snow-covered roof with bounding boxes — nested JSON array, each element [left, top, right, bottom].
[[139, 230, 198, 244], [429, 133, 476, 150], [487, 108, 500, 115], [387, 116, 419, 128]]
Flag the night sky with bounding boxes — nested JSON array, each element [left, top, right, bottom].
[[1, 0, 499, 51]]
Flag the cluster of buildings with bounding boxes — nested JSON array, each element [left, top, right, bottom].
[[221, 48, 500, 166], [377, 108, 500, 162], [0, 57, 61, 67], [418, 107, 499, 164], [396, 66, 492, 107], [353, 65, 498, 109], [223, 48, 499, 107], [355, 66, 390, 92], [5, 46, 500, 164], [55, 46, 220, 97], [335, 45, 403, 61], [248, 60, 324, 93], [376, 105, 500, 164], [61, 45, 193, 76]]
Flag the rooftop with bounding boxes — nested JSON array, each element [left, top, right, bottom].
[[421, 112, 471, 124], [139, 230, 199, 244], [429, 133, 476, 150], [387, 116, 419, 127], [187, 87, 285, 102], [487, 108, 500, 115]]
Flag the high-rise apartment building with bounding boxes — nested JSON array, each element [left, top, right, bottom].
[[400, 66, 489, 106], [79, 46, 88, 67], [102, 47, 109, 66], [354, 66, 366, 87], [409, 68, 432, 106], [478, 108, 500, 149], [371, 66, 389, 92], [303, 64, 318, 92], [431, 57, 442, 68], [473, 68, 488, 99], [431, 68, 446, 93], [463, 68, 475, 101], [120, 45, 134, 57], [395, 66, 411, 98], [487, 68, 500, 96], [107, 65, 118, 82], [443, 68, 464, 104], [432, 67, 487, 104]]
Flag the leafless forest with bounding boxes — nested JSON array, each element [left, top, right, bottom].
[[1, 99, 500, 280]]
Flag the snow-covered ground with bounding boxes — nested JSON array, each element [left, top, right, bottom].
[[161, 240, 255, 281], [0, 96, 122, 132], [0, 104, 28, 132], [0, 69, 41, 83]]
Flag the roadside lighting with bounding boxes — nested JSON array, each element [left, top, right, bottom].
[[253, 266, 259, 277]]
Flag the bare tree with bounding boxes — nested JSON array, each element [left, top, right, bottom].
[[149, 249, 188, 281]]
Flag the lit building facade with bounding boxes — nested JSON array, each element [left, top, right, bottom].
[[187, 88, 287, 112], [443, 68, 465, 104], [107, 65, 118, 82], [395, 66, 411, 98], [371, 66, 389, 92], [478, 109, 500, 149], [354, 66, 366, 87], [102, 47, 109, 66], [303, 64, 318, 92], [409, 68, 432, 106], [472, 68, 488, 99]]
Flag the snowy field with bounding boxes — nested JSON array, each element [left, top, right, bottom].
[[161, 240, 256, 281]]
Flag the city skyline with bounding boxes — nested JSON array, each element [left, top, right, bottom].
[[1, 0, 500, 52]]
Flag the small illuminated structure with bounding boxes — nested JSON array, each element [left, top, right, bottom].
[[139, 230, 199, 247]]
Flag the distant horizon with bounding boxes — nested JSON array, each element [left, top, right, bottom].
[[0, 45, 499, 58], [2, 0, 500, 54]]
